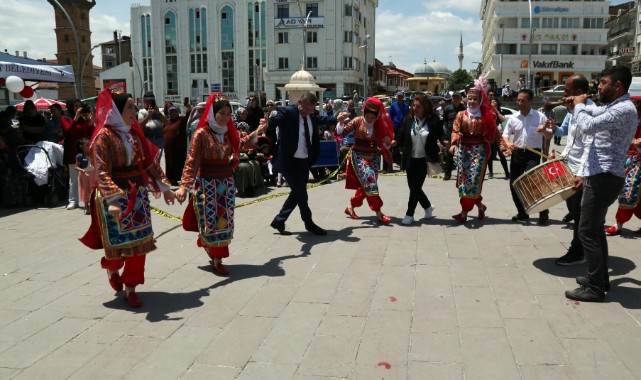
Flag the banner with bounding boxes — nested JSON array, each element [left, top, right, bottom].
[[103, 79, 127, 94], [0, 61, 75, 83]]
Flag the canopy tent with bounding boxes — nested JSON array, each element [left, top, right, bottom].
[[0, 52, 75, 83], [15, 98, 67, 111]]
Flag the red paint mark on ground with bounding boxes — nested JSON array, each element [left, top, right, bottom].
[[567, 299, 580, 306], [388, 296, 397, 302], [377, 361, 391, 369]]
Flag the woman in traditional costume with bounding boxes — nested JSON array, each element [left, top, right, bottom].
[[449, 78, 502, 223], [80, 90, 175, 308], [175, 93, 265, 276], [337, 97, 394, 223]]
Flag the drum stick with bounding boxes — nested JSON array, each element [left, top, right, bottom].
[[524, 144, 550, 160]]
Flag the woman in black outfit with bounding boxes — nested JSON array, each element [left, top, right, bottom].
[[488, 98, 510, 179], [396, 93, 443, 225]]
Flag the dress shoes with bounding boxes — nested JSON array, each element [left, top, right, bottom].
[[270, 220, 292, 235], [562, 213, 574, 223], [344, 207, 359, 219], [305, 222, 327, 235], [555, 252, 587, 266], [537, 211, 550, 226], [376, 214, 392, 224], [123, 290, 143, 308], [442, 174, 451, 181], [452, 212, 467, 223], [511, 213, 529, 222], [565, 286, 605, 302], [107, 271, 123, 292], [576, 276, 610, 292], [605, 225, 621, 236], [212, 260, 230, 276]]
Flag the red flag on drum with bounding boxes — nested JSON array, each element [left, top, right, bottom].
[[545, 161, 567, 180]]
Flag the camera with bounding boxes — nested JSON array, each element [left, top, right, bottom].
[[146, 99, 156, 109], [81, 103, 91, 114]]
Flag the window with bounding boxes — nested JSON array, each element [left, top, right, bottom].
[[277, 5, 289, 18], [278, 57, 289, 69], [307, 56, 318, 69], [497, 44, 517, 54], [521, 18, 539, 28], [307, 31, 317, 43], [343, 56, 353, 69], [520, 44, 539, 54], [64, 34, 69, 42], [541, 44, 557, 54], [221, 6, 235, 92], [344, 31, 352, 43], [583, 18, 604, 29], [541, 17, 558, 29], [164, 11, 178, 93], [344, 5, 351, 16], [561, 17, 580, 29], [306, 3, 319, 17], [560, 44, 577, 55], [278, 32, 289, 44]]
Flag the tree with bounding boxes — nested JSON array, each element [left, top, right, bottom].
[[448, 69, 473, 92]]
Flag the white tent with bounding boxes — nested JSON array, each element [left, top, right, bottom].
[[0, 52, 75, 83]]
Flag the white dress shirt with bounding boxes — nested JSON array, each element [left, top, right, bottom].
[[502, 108, 549, 149], [294, 114, 313, 159]]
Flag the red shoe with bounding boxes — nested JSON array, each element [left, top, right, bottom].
[[478, 205, 487, 220], [605, 225, 621, 235], [124, 291, 142, 308], [452, 213, 467, 223], [107, 271, 123, 292], [377, 214, 392, 224], [344, 207, 359, 219], [212, 260, 230, 276]]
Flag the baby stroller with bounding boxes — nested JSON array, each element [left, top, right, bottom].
[[16, 142, 68, 207]]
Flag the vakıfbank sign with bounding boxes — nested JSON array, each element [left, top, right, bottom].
[[533, 6, 570, 13], [521, 60, 575, 69]]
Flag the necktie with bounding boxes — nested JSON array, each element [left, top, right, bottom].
[[303, 116, 312, 151]]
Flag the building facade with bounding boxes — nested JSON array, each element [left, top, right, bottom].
[[479, 0, 609, 91], [130, 0, 377, 104]]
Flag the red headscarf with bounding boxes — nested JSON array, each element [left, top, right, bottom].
[[361, 97, 395, 163], [197, 92, 241, 169]]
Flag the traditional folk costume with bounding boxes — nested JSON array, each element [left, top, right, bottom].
[[80, 90, 171, 307], [338, 97, 394, 223], [451, 79, 501, 222], [606, 107, 641, 235], [180, 94, 258, 275]]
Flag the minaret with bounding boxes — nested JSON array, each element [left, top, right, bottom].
[[48, 0, 97, 99], [458, 33, 464, 70]]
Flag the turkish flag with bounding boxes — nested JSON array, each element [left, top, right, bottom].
[[545, 161, 568, 180]]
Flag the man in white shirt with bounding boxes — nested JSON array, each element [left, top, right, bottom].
[[501, 89, 554, 224]]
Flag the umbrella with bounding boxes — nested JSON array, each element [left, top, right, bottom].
[[15, 98, 67, 111]]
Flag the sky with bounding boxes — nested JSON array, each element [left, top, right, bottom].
[[0, 0, 631, 75]]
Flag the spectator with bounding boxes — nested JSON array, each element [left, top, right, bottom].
[[43, 104, 64, 143], [246, 95, 263, 131], [387, 91, 409, 172], [163, 106, 188, 185], [62, 99, 94, 210], [138, 91, 168, 149], [19, 100, 46, 144], [0, 106, 18, 149]]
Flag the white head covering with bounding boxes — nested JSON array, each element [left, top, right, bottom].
[[206, 104, 229, 135]]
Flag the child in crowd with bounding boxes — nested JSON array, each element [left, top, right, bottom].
[[75, 138, 97, 214]]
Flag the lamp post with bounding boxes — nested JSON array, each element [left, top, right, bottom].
[[499, 24, 505, 90], [527, 0, 533, 89], [360, 34, 370, 99], [472, 61, 482, 78], [79, 44, 100, 97], [49, 0, 81, 99]]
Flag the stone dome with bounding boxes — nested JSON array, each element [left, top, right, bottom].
[[428, 60, 450, 74], [414, 62, 435, 77], [289, 68, 316, 85]]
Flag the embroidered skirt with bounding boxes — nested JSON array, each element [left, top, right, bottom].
[[456, 142, 488, 200], [346, 150, 380, 195], [619, 156, 641, 209]]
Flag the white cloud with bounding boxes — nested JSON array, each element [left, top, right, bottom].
[[374, 9, 482, 73], [0, 0, 129, 67]]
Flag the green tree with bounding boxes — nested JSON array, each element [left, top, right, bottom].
[[448, 69, 473, 92]]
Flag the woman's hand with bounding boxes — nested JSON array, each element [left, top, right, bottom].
[[175, 187, 187, 204], [448, 145, 457, 155], [163, 189, 176, 205], [382, 136, 392, 150], [337, 112, 350, 124], [108, 203, 122, 219]]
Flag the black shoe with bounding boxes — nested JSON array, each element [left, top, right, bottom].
[[270, 220, 292, 235], [488, 173, 494, 179], [537, 211, 549, 226], [576, 276, 610, 292], [565, 286, 605, 302], [305, 222, 327, 236], [511, 213, 529, 221], [562, 213, 574, 223], [555, 252, 587, 266], [443, 174, 451, 181]]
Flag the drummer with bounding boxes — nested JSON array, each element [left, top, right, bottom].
[[549, 75, 593, 266], [501, 89, 554, 225]]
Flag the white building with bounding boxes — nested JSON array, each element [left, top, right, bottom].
[[479, 0, 610, 91], [130, 0, 377, 104]]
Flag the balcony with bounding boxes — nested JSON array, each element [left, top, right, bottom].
[[608, 28, 632, 40]]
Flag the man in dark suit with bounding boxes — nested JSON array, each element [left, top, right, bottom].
[[262, 92, 345, 235]]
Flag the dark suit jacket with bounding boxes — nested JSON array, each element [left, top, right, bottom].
[[268, 105, 336, 172], [397, 114, 443, 168]]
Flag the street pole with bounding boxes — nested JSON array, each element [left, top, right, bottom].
[[361, 34, 370, 99], [79, 44, 100, 96], [527, 0, 533, 89], [49, 0, 81, 99], [499, 25, 504, 91]]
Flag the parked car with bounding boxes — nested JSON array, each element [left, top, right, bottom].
[[499, 106, 519, 132], [543, 85, 565, 98]]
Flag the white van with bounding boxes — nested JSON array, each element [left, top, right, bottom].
[[629, 77, 641, 96]]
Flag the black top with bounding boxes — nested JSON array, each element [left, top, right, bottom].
[[397, 114, 443, 168]]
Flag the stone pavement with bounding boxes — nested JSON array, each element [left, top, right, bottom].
[[1, 171, 641, 380]]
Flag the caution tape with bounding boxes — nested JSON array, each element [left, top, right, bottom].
[[151, 206, 183, 221]]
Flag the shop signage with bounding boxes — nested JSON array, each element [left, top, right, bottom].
[[164, 95, 182, 102], [533, 6, 570, 13], [620, 47, 635, 56], [274, 17, 324, 29], [530, 60, 575, 69], [533, 34, 577, 41], [103, 79, 126, 94]]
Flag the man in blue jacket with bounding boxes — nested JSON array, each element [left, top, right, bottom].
[[387, 92, 409, 171]]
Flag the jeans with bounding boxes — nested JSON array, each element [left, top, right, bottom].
[[67, 164, 79, 206], [580, 173, 624, 291]]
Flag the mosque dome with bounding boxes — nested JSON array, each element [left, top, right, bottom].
[[428, 59, 451, 74], [414, 61, 435, 77], [289, 67, 316, 85]]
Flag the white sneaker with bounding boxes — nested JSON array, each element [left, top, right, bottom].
[[424, 205, 435, 219], [66, 203, 78, 210], [401, 215, 414, 225]]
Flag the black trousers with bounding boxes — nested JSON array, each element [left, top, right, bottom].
[[580, 173, 624, 291], [566, 189, 584, 256], [509, 149, 548, 217], [274, 158, 313, 224], [405, 158, 431, 216]]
